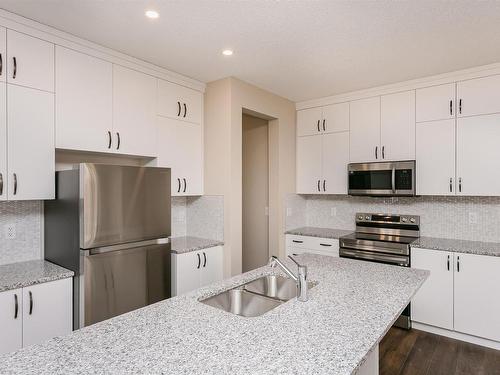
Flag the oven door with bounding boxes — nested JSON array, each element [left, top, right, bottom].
[[348, 161, 415, 196]]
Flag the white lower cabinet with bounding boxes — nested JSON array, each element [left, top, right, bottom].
[[285, 235, 339, 257], [0, 278, 72, 355], [411, 248, 500, 344], [171, 246, 223, 296]]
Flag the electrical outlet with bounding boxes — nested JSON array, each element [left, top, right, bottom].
[[286, 207, 292, 217], [330, 207, 337, 217], [5, 225, 16, 239], [469, 212, 478, 225]]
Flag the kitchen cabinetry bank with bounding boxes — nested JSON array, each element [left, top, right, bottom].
[[0, 260, 73, 355], [0, 15, 205, 200], [296, 65, 500, 197]]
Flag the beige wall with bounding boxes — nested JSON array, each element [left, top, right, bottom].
[[242, 114, 269, 272], [204, 77, 296, 277]]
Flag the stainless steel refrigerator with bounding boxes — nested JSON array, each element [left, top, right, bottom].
[[45, 164, 171, 329]]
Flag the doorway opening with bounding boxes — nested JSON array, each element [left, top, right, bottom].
[[242, 113, 270, 272]]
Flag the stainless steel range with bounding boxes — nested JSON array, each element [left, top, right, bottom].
[[339, 213, 420, 329]]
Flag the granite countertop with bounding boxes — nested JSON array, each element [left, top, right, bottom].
[[0, 254, 428, 375], [0, 260, 74, 293], [411, 236, 500, 257], [285, 226, 352, 239], [170, 236, 224, 254]]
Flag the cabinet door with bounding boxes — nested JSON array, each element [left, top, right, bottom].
[[411, 248, 454, 330], [297, 107, 322, 137], [296, 135, 322, 194], [457, 75, 500, 117], [416, 83, 455, 123], [349, 96, 380, 162], [172, 252, 201, 296], [158, 79, 202, 124], [0, 289, 22, 355], [7, 85, 54, 200], [22, 278, 72, 347], [0, 27, 6, 83], [157, 117, 203, 196], [416, 119, 455, 195], [113, 65, 157, 157], [6, 30, 54, 92], [454, 253, 500, 342], [0, 82, 6, 201], [457, 113, 500, 196], [322, 131, 349, 194], [380, 90, 415, 161], [200, 246, 224, 287], [55, 47, 112, 152], [322, 102, 349, 134]]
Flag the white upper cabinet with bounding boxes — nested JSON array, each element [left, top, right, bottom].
[[380, 90, 415, 161], [454, 253, 500, 342], [296, 135, 322, 194], [416, 119, 456, 195], [0, 288, 22, 355], [297, 107, 322, 136], [7, 85, 54, 200], [457, 75, 500, 117], [158, 79, 202, 124], [157, 117, 203, 196], [6, 30, 54, 92], [0, 27, 6, 83], [349, 96, 380, 163], [113, 65, 157, 157], [416, 83, 455, 123], [322, 132, 349, 194], [411, 248, 454, 330], [0, 83, 6, 201], [456, 113, 500, 196], [322, 102, 349, 134], [55, 47, 113, 153]]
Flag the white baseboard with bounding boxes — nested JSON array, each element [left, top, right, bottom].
[[412, 322, 500, 350]]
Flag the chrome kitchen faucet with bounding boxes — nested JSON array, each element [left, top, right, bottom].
[[268, 255, 308, 302]]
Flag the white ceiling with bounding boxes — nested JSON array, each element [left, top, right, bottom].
[[1, 1, 500, 102]]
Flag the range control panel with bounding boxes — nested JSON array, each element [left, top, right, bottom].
[[355, 213, 420, 226]]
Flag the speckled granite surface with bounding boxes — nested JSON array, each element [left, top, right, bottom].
[[411, 236, 500, 257], [0, 260, 74, 292], [170, 236, 224, 254], [0, 254, 428, 375], [285, 226, 352, 239]]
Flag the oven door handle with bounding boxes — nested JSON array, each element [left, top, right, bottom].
[[391, 166, 396, 194], [340, 248, 409, 266]]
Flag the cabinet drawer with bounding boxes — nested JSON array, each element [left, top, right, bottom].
[[309, 238, 339, 255], [286, 235, 315, 249]]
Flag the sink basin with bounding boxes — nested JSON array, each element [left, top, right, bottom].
[[199, 275, 318, 317]]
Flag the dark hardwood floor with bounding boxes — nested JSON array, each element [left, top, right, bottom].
[[380, 328, 500, 375]]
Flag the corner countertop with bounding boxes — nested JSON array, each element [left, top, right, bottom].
[[170, 236, 224, 254], [0, 254, 428, 375], [285, 226, 352, 239], [0, 260, 74, 293], [411, 236, 500, 257]]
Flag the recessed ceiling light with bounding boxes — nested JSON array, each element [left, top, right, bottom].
[[222, 49, 233, 56], [145, 10, 159, 19]]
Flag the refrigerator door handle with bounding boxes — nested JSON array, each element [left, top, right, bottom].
[[88, 237, 170, 255]]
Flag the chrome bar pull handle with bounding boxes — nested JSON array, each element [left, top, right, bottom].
[[12, 57, 17, 79], [391, 167, 396, 194], [13, 173, 17, 195]]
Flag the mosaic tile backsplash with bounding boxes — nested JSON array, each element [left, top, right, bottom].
[[286, 194, 500, 242], [0, 201, 42, 265]]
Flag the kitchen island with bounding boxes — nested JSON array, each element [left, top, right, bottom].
[[0, 254, 428, 375]]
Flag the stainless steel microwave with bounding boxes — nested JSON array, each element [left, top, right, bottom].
[[348, 161, 416, 196]]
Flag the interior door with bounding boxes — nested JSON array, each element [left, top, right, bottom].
[[297, 107, 322, 137], [0, 289, 22, 355], [55, 46, 112, 152], [112, 65, 157, 156], [380, 90, 415, 161], [454, 253, 500, 342], [349, 96, 381, 162], [411, 249, 454, 330], [83, 243, 171, 326], [416, 119, 456, 195], [6, 30, 54, 92], [7, 85, 54, 200], [457, 74, 500, 117], [457, 113, 500, 196], [296, 135, 323, 193], [0, 82, 6, 201], [416, 83, 455, 123], [322, 131, 349, 194]]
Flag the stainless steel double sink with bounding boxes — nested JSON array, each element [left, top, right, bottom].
[[199, 274, 317, 317]]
